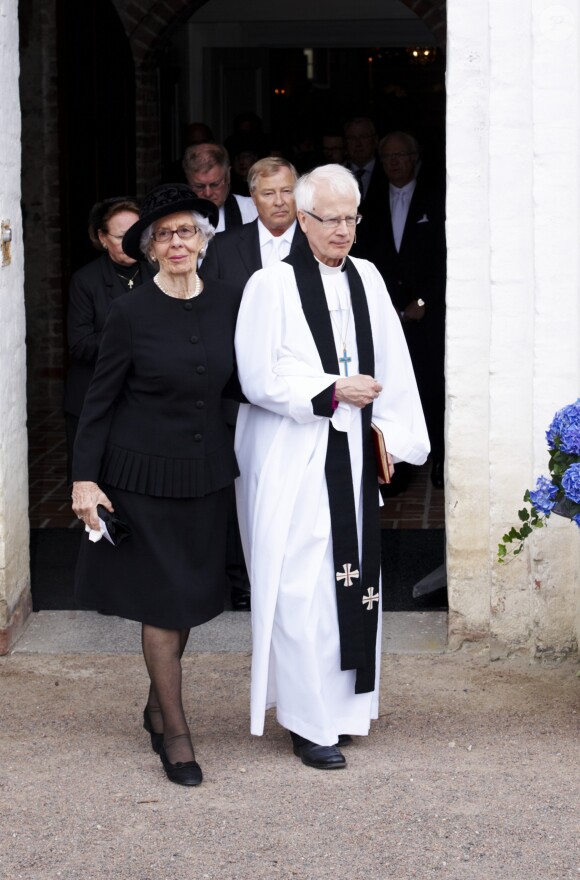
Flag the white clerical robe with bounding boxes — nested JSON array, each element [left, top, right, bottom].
[[234, 255, 429, 744]]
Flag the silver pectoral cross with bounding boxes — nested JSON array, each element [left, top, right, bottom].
[[338, 346, 351, 376]]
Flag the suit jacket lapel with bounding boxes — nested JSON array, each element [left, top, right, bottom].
[[237, 221, 262, 276]]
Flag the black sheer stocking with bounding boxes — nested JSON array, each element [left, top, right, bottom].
[[142, 624, 194, 764]]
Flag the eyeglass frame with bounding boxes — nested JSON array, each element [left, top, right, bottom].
[[301, 210, 362, 229], [150, 225, 199, 243], [188, 176, 228, 193]]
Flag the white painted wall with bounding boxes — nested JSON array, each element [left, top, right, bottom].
[[0, 3, 30, 650], [446, 0, 580, 656]]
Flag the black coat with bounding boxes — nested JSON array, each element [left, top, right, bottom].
[[72, 278, 242, 498], [355, 178, 447, 458], [200, 218, 305, 289], [347, 159, 389, 219], [64, 254, 154, 416], [359, 177, 446, 318]]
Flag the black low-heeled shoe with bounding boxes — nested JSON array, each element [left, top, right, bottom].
[[159, 745, 203, 786], [143, 707, 163, 755]]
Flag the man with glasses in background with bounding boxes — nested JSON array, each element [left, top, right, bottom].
[[182, 142, 258, 232], [234, 164, 428, 771]]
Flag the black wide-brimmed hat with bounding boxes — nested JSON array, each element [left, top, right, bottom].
[[122, 183, 219, 260]]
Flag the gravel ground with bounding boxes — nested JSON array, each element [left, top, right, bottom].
[[0, 650, 578, 880]]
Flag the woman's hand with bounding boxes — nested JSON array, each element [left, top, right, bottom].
[[335, 375, 382, 409], [71, 481, 114, 531]]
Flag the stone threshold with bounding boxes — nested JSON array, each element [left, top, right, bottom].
[[8, 610, 447, 656]]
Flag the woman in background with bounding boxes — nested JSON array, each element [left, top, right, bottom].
[[64, 196, 153, 482]]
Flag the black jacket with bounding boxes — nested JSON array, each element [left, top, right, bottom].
[[72, 278, 242, 498], [64, 254, 154, 416], [200, 219, 305, 290]]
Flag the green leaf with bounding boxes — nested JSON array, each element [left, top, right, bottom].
[[518, 507, 530, 522]]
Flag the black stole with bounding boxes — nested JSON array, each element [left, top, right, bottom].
[[284, 242, 381, 694], [223, 193, 243, 228]]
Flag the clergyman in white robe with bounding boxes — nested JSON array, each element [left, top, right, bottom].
[[234, 249, 429, 747]]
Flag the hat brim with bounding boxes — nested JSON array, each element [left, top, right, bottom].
[[122, 194, 219, 261]]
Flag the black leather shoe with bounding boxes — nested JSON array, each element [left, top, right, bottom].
[[159, 745, 203, 786], [143, 707, 163, 755], [231, 589, 251, 611], [291, 732, 346, 770], [337, 734, 353, 746], [431, 460, 444, 489]]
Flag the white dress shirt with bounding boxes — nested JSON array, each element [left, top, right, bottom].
[[389, 179, 416, 251], [258, 219, 296, 267]]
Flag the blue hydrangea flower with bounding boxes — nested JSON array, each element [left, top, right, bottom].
[[546, 398, 580, 448], [559, 423, 580, 456], [561, 463, 580, 504], [529, 475, 558, 515], [573, 514, 580, 529]]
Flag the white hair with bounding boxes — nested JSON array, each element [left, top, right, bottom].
[[294, 164, 360, 214], [140, 211, 215, 263]]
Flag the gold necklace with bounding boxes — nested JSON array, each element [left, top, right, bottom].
[[154, 272, 202, 299]]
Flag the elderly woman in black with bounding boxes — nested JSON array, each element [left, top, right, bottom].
[[64, 197, 154, 483], [71, 184, 241, 787]]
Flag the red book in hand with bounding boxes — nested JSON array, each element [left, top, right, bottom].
[[371, 422, 391, 484]]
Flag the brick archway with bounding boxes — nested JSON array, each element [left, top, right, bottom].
[[114, 0, 446, 63]]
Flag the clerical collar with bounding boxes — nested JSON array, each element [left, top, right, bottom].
[[315, 255, 347, 276]]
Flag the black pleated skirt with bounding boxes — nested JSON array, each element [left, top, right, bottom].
[[74, 484, 229, 629]]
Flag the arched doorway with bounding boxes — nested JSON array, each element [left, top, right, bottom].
[[23, 0, 448, 622]]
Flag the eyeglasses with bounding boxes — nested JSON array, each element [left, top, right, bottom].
[[189, 178, 226, 193], [151, 226, 199, 243], [302, 211, 362, 229], [380, 152, 415, 160]]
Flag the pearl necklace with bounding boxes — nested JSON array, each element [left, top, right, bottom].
[[154, 272, 202, 299]]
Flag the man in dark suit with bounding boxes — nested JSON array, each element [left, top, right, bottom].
[[201, 156, 302, 608], [201, 156, 302, 284], [344, 116, 389, 217], [182, 142, 258, 233], [359, 131, 446, 488]]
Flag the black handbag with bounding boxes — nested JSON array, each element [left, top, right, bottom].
[[96, 505, 130, 546]]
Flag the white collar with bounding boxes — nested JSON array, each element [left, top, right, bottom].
[[258, 218, 296, 248], [316, 256, 347, 276], [389, 179, 416, 199]]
